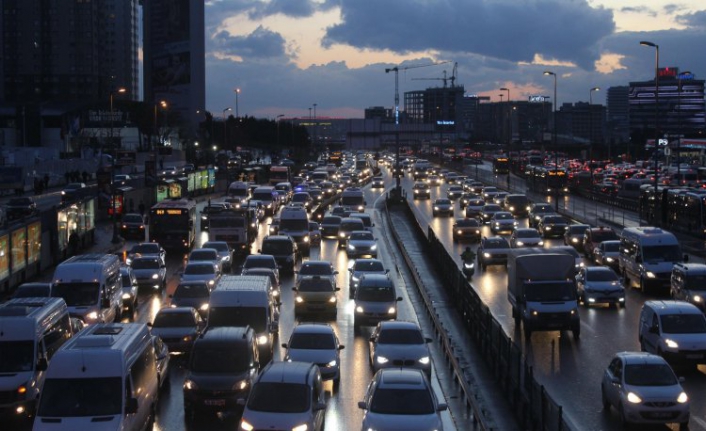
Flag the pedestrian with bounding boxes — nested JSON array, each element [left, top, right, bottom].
[[68, 230, 79, 256], [138, 201, 145, 217], [43, 173, 49, 190]]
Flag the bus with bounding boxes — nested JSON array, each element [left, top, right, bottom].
[[149, 198, 197, 250], [493, 157, 509, 175], [328, 150, 343, 166], [269, 165, 291, 186], [527, 166, 568, 195]]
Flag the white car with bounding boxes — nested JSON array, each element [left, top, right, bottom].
[[359, 368, 447, 431], [509, 228, 544, 248], [601, 352, 689, 429], [576, 266, 625, 308], [490, 211, 517, 234]]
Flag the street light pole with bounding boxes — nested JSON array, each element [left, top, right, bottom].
[[640, 40, 660, 225], [544, 71, 559, 211], [110, 87, 126, 244], [500, 87, 511, 187], [234, 88, 241, 119], [222, 107, 232, 149], [589, 87, 600, 186]]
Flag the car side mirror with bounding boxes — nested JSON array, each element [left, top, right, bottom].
[[338, 345, 345, 350], [437, 403, 448, 412], [36, 357, 48, 372], [313, 402, 326, 411], [684, 254, 690, 263], [611, 376, 620, 385], [357, 401, 367, 410], [385, 269, 390, 274], [649, 326, 659, 334], [396, 297, 403, 302], [281, 343, 288, 349], [126, 397, 138, 414], [333, 271, 339, 275], [146, 322, 153, 327], [292, 287, 297, 292], [425, 337, 433, 343]]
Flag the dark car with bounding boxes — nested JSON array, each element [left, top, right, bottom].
[[583, 226, 619, 259], [11, 282, 51, 298], [528, 202, 556, 228], [452, 218, 482, 242], [477, 236, 510, 270], [564, 224, 590, 249], [259, 235, 299, 274], [5, 197, 37, 220], [170, 281, 212, 317], [120, 213, 146, 240], [537, 214, 569, 239], [60, 182, 87, 203], [479, 204, 502, 224], [503, 194, 531, 217]]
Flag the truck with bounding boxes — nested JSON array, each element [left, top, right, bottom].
[[208, 207, 255, 256], [507, 248, 580, 340]]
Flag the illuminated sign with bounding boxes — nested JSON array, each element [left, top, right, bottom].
[[529, 95, 548, 103], [155, 209, 184, 215], [658, 67, 679, 79], [436, 120, 455, 125]]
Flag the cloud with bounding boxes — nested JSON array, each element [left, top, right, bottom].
[[676, 10, 706, 28], [249, 0, 317, 19], [213, 26, 287, 59], [620, 6, 657, 17], [321, 0, 614, 70]]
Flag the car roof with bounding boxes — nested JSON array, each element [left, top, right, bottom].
[[301, 260, 332, 267], [584, 266, 616, 274], [378, 320, 421, 331], [156, 306, 196, 316], [377, 368, 427, 387], [291, 322, 336, 335], [258, 361, 317, 384], [616, 351, 668, 366], [644, 300, 703, 314]]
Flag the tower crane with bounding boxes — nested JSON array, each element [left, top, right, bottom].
[[412, 70, 449, 87], [385, 60, 450, 125]]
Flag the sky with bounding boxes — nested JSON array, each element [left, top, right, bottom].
[[203, 0, 706, 119]]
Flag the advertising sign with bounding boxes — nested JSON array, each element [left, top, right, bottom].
[[0, 235, 8, 280], [11, 227, 26, 272], [27, 222, 41, 265]]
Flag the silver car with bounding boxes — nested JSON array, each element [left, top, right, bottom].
[[490, 211, 517, 234], [348, 258, 389, 299], [126, 242, 166, 266], [601, 352, 689, 429], [119, 266, 138, 314], [432, 198, 454, 217], [149, 307, 205, 354], [180, 261, 221, 289], [202, 241, 232, 272], [130, 256, 167, 291], [359, 368, 447, 431], [593, 240, 621, 270], [510, 228, 544, 248], [296, 260, 338, 288], [576, 266, 625, 308], [281, 323, 344, 385], [369, 321, 432, 377], [346, 230, 378, 258]]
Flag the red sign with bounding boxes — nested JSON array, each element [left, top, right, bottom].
[[658, 67, 679, 78]]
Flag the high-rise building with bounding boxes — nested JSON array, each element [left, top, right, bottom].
[[143, 0, 205, 136], [606, 86, 630, 146]]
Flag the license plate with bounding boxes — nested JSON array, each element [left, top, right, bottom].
[[648, 412, 673, 419], [686, 354, 703, 359], [204, 399, 225, 406]]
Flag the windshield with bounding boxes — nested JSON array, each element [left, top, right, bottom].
[[507, 196, 529, 205], [52, 283, 99, 306], [495, 213, 513, 220], [244, 257, 276, 270], [591, 230, 618, 242], [289, 333, 335, 350], [544, 216, 566, 224], [532, 205, 553, 213], [247, 382, 309, 412], [123, 215, 142, 223], [208, 307, 266, 333], [322, 217, 341, 225], [184, 264, 215, 275], [484, 205, 501, 212], [252, 191, 274, 202], [130, 244, 160, 255], [524, 281, 576, 301], [153, 312, 195, 328], [358, 285, 395, 301], [132, 258, 161, 269], [300, 264, 332, 276], [586, 270, 619, 282], [485, 240, 509, 249], [190, 251, 217, 261], [569, 226, 588, 234], [624, 364, 677, 386], [341, 196, 364, 205], [204, 243, 229, 252], [354, 261, 384, 272], [38, 377, 122, 417], [436, 200, 451, 205], [209, 217, 246, 229], [642, 245, 681, 262], [603, 242, 620, 252], [190, 346, 251, 373], [261, 241, 293, 255], [370, 388, 434, 415], [0, 341, 34, 372], [516, 230, 538, 238], [174, 283, 210, 298], [292, 194, 310, 202], [340, 221, 364, 231], [298, 278, 334, 292], [456, 220, 479, 227], [660, 314, 706, 334], [280, 219, 309, 231], [350, 232, 373, 241], [686, 275, 706, 290], [377, 329, 424, 344]]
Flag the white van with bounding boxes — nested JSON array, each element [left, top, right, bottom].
[[51, 254, 123, 324], [639, 300, 706, 366], [279, 206, 311, 256], [228, 181, 250, 200], [340, 187, 366, 213], [33, 323, 158, 431], [619, 227, 686, 295], [0, 298, 73, 418], [208, 275, 280, 364]]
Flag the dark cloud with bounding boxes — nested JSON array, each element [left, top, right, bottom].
[[662, 4, 683, 15], [620, 6, 656, 17], [249, 0, 316, 19], [321, 0, 614, 70], [213, 26, 287, 59], [676, 10, 706, 27]]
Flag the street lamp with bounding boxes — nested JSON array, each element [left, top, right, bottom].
[[222, 107, 232, 147], [234, 88, 241, 119], [640, 40, 660, 225], [589, 87, 600, 186], [544, 71, 559, 211], [110, 87, 126, 244], [500, 87, 511, 187], [153, 100, 167, 149]]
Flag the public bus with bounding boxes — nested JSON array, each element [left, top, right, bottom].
[[269, 165, 291, 186], [493, 156, 509, 175], [328, 150, 343, 166], [149, 198, 197, 250], [527, 166, 569, 195]]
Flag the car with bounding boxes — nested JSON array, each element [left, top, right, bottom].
[[481, 186, 499, 202], [202, 241, 233, 273], [528, 202, 556, 228], [537, 214, 569, 238], [126, 242, 166, 266], [359, 369, 447, 431], [330, 206, 352, 218], [479, 203, 502, 224], [60, 182, 87, 202], [593, 240, 621, 270], [243, 200, 266, 221], [464, 197, 486, 219], [458, 192, 477, 209], [601, 352, 689, 429], [130, 255, 167, 291], [119, 266, 138, 314], [241, 267, 281, 298], [509, 228, 544, 248], [489, 211, 517, 234], [149, 306, 205, 354], [296, 260, 338, 288], [477, 236, 510, 270], [242, 254, 280, 281], [671, 263, 706, 311], [353, 273, 402, 330], [446, 185, 464, 200], [337, 217, 366, 247], [452, 218, 482, 242], [308, 188, 324, 204], [199, 203, 230, 231], [5, 196, 37, 219], [187, 247, 222, 273], [113, 174, 132, 185], [319, 215, 342, 239], [583, 226, 619, 259], [11, 282, 51, 299], [576, 266, 625, 308], [432, 198, 454, 217], [564, 224, 590, 248], [169, 281, 212, 317], [180, 261, 221, 288], [268, 217, 280, 236], [120, 213, 146, 240], [152, 335, 171, 390], [348, 258, 389, 299], [281, 323, 344, 384], [493, 191, 509, 207], [346, 230, 378, 258], [293, 276, 340, 318], [259, 235, 300, 274], [368, 320, 432, 377], [638, 300, 706, 366], [504, 194, 532, 217], [291, 192, 314, 211], [237, 361, 326, 431], [371, 176, 385, 189], [427, 174, 441, 186], [308, 221, 322, 245], [412, 182, 431, 199]]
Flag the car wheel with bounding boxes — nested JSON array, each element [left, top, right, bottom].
[[601, 385, 611, 411], [619, 404, 632, 429], [679, 420, 690, 431]]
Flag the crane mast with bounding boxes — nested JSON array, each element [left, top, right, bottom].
[[385, 60, 450, 125]]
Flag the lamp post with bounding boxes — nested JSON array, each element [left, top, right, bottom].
[[222, 107, 232, 148], [589, 87, 600, 186], [276, 114, 284, 147], [109, 87, 126, 244], [234, 88, 241, 119], [677, 71, 691, 184], [544, 71, 559, 211], [153, 100, 167, 149], [640, 40, 660, 225], [500, 87, 511, 187]]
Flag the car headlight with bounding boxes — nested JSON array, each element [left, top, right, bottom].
[[347, 244, 355, 250], [328, 296, 337, 303], [665, 339, 679, 349], [509, 206, 515, 211], [182, 335, 193, 343], [414, 189, 419, 193], [257, 335, 269, 345], [483, 252, 490, 258], [538, 241, 544, 246], [208, 279, 215, 286], [606, 257, 614, 262], [376, 356, 389, 364], [327, 359, 337, 367], [152, 273, 159, 279], [292, 424, 308, 431], [387, 307, 396, 314], [122, 293, 132, 299], [303, 236, 310, 243], [339, 232, 346, 238], [646, 271, 656, 278], [370, 244, 377, 251], [545, 226, 551, 231], [516, 241, 524, 246], [677, 392, 689, 404], [418, 356, 430, 365], [626, 392, 642, 404], [434, 206, 439, 210], [183, 379, 197, 391], [85, 311, 99, 321], [356, 306, 364, 313], [693, 295, 703, 303], [200, 303, 209, 311], [571, 237, 578, 243], [201, 216, 208, 220], [295, 296, 304, 303]]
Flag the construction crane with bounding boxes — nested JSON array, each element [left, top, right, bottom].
[[385, 60, 450, 125], [412, 70, 449, 87]]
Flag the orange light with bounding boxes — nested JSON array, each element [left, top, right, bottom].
[[17, 385, 27, 394]]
